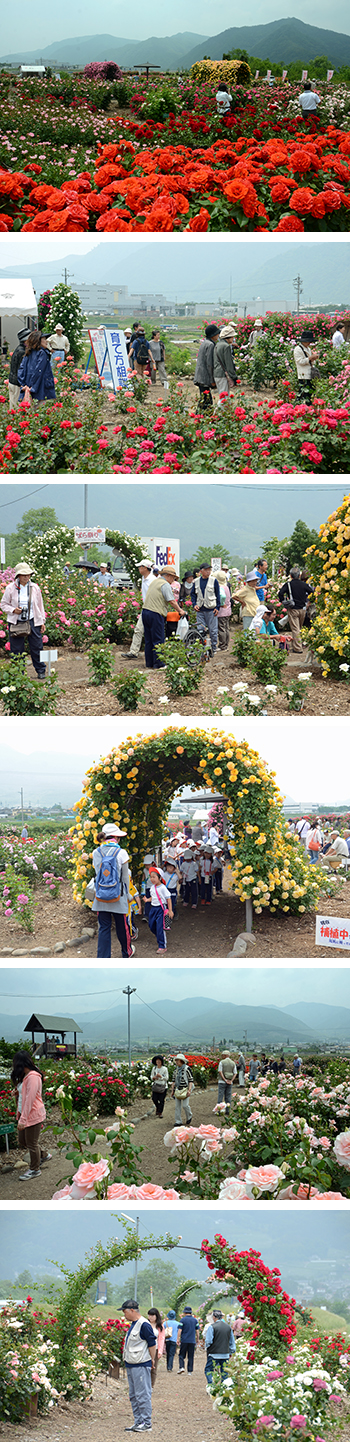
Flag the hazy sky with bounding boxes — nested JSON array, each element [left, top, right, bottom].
[[0, 716, 349, 806], [1, 1211, 349, 1285], [2, 1, 350, 52], [2, 965, 348, 1016], [0, 482, 348, 561]]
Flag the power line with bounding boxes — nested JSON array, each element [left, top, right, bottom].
[[0, 486, 48, 510]]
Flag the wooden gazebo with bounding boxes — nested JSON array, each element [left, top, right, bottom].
[[24, 1013, 82, 1058]]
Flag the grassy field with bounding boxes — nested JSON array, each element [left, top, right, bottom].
[[309, 1306, 350, 1335]]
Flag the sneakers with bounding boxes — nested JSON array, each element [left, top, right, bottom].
[[19, 1169, 41, 1179], [40, 1153, 52, 1165]]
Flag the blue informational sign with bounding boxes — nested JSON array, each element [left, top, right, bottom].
[[105, 328, 129, 390]]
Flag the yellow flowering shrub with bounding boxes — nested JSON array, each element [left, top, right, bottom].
[[306, 494, 350, 678], [190, 59, 251, 87]]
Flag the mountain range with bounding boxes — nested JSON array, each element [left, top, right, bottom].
[[2, 18, 350, 69], [2, 997, 350, 1044], [1, 242, 349, 311]]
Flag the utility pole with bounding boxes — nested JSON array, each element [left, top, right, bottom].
[[134, 1216, 140, 1300], [83, 484, 88, 562], [62, 267, 74, 286], [293, 274, 303, 314], [123, 986, 136, 1068], [20, 788, 24, 827]]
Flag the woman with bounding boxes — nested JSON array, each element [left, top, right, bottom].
[[148, 1309, 166, 1386], [11, 1051, 50, 1181], [150, 1054, 169, 1116], [213, 324, 238, 404], [216, 569, 232, 649], [293, 328, 318, 404], [179, 571, 194, 606], [1, 559, 47, 678], [17, 331, 56, 403], [92, 821, 134, 959], [164, 1310, 179, 1371], [232, 571, 260, 630], [166, 578, 181, 638], [216, 81, 232, 116], [306, 817, 323, 864]]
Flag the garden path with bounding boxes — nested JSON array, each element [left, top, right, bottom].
[[0, 1361, 233, 1442]]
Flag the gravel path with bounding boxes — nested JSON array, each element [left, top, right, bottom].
[[0, 1363, 233, 1442]]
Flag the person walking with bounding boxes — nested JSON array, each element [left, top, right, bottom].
[[142, 565, 184, 669], [194, 324, 219, 409], [148, 1309, 166, 1386], [306, 817, 323, 863], [293, 328, 318, 404], [47, 321, 70, 369], [150, 1054, 169, 1116], [216, 570, 232, 649], [1, 560, 47, 678], [216, 82, 232, 115], [122, 560, 154, 660], [121, 1299, 156, 1432], [171, 1053, 194, 1124], [191, 562, 220, 656], [232, 571, 260, 630], [177, 1306, 199, 1375], [149, 331, 168, 387], [299, 79, 320, 128], [11, 1051, 51, 1181], [17, 331, 56, 402], [213, 324, 238, 403], [204, 1310, 236, 1383], [147, 864, 173, 953], [130, 328, 156, 381], [164, 1311, 178, 1372], [91, 822, 134, 958], [8, 328, 30, 409], [278, 566, 309, 653], [237, 1049, 246, 1087], [217, 1050, 237, 1112], [249, 1054, 260, 1081]]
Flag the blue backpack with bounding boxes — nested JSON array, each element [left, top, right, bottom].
[[96, 843, 122, 902]]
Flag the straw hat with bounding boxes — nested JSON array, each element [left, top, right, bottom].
[[15, 561, 33, 576], [160, 564, 179, 580]]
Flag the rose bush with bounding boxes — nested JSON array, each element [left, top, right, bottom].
[[208, 1337, 347, 1442], [306, 494, 350, 677]]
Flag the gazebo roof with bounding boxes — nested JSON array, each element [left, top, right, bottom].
[[24, 1013, 82, 1034]]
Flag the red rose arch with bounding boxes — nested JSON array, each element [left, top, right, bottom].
[[201, 1236, 296, 1356]]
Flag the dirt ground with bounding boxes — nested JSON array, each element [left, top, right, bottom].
[[0, 1085, 226, 1199], [0, 868, 349, 959], [2, 642, 348, 719], [0, 1362, 233, 1442]]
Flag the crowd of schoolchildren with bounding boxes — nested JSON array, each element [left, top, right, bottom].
[[89, 818, 225, 958]]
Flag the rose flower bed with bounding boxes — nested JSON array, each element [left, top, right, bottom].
[[1, 71, 350, 231]]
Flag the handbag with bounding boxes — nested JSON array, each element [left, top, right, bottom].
[[85, 877, 96, 902], [284, 581, 295, 611], [9, 581, 32, 636], [174, 1087, 188, 1099]]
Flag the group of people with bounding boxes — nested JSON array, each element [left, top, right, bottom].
[[7, 323, 69, 409], [120, 1298, 238, 1431], [125, 323, 169, 387], [291, 815, 350, 868], [194, 322, 238, 409]]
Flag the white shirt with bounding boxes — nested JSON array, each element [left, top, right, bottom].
[[48, 329, 69, 354], [293, 343, 312, 379], [216, 89, 232, 114], [330, 836, 348, 857], [332, 331, 344, 349], [209, 826, 219, 845], [19, 583, 34, 618], [150, 881, 171, 907], [142, 571, 153, 603], [299, 90, 320, 111]]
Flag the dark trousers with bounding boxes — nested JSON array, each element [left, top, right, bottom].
[[297, 378, 312, 404], [9, 620, 46, 677], [184, 879, 198, 906], [148, 904, 166, 949], [214, 869, 223, 893], [166, 1339, 177, 1371], [152, 1088, 167, 1115], [201, 876, 212, 903], [197, 386, 213, 409], [97, 911, 133, 958], [179, 1343, 195, 1373], [205, 1357, 228, 1382], [142, 608, 165, 668], [18, 1123, 49, 1171], [169, 892, 177, 918]]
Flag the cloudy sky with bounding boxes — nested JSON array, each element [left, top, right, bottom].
[[0, 716, 349, 807], [1, 965, 347, 1016], [2, 0, 350, 52]]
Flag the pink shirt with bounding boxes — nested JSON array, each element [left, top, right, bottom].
[[17, 1071, 46, 1129], [1, 580, 46, 627], [218, 583, 232, 618]]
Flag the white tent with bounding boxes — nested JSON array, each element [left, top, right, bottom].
[[0, 279, 38, 353]]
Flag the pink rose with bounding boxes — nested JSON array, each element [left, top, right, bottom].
[[196, 1124, 221, 1139], [218, 1178, 251, 1200], [160, 1188, 180, 1200], [42, 634, 49, 643], [245, 1164, 284, 1193], [51, 1185, 72, 1200], [267, 1371, 284, 1380], [334, 1131, 350, 1170], [107, 1183, 135, 1199], [164, 1126, 198, 1147], [290, 1419, 307, 1428], [72, 1158, 110, 1196], [221, 1127, 239, 1141]]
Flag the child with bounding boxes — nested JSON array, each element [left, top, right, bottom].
[[141, 852, 155, 922], [212, 849, 223, 894], [163, 858, 181, 920], [181, 848, 199, 909], [128, 877, 142, 939], [148, 865, 173, 953], [200, 846, 213, 905]]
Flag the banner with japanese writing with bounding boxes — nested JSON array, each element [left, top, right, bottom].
[[316, 915, 350, 949]]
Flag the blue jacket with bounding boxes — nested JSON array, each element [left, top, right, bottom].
[[256, 571, 267, 603], [18, 349, 56, 401], [178, 1314, 199, 1345]]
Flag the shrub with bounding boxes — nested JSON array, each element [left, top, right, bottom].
[[0, 863, 34, 931], [87, 643, 113, 686], [0, 657, 60, 715], [112, 669, 148, 711], [252, 644, 286, 685], [155, 636, 204, 694]]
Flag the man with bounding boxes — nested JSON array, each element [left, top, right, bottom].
[[248, 317, 263, 348], [237, 1049, 246, 1087], [91, 822, 135, 959], [47, 321, 70, 369], [8, 328, 30, 409], [142, 564, 184, 669], [249, 1053, 260, 1081], [232, 571, 260, 631], [299, 79, 320, 127], [295, 816, 310, 845], [171, 1052, 194, 1124], [217, 1050, 237, 1112], [97, 562, 112, 588], [326, 830, 349, 864], [213, 323, 238, 404], [122, 560, 154, 660], [293, 328, 318, 404], [130, 327, 156, 380], [278, 565, 309, 654], [204, 1309, 236, 1383], [1, 560, 46, 678], [191, 562, 221, 656], [194, 324, 219, 409], [177, 1305, 199, 1375], [209, 823, 220, 845], [255, 559, 268, 604], [149, 330, 168, 387], [293, 1054, 302, 1076], [120, 1299, 156, 1432]]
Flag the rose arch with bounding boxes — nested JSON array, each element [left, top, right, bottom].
[[54, 1226, 180, 1390], [200, 1235, 296, 1356], [25, 523, 150, 586], [71, 725, 321, 921]]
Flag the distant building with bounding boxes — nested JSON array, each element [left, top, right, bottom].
[[75, 282, 167, 315]]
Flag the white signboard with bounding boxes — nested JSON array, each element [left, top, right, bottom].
[[301, 69, 308, 80], [282, 69, 288, 80], [149, 537, 180, 574], [255, 69, 259, 78], [316, 915, 350, 949], [88, 328, 114, 389], [266, 69, 271, 79], [40, 649, 58, 662], [327, 69, 334, 80], [211, 557, 222, 572], [74, 527, 106, 546], [0, 538, 5, 565], [105, 327, 129, 390]]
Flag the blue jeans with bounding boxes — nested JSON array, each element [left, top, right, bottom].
[[9, 619, 46, 677], [97, 911, 132, 958], [148, 903, 166, 949], [205, 1357, 229, 1383], [142, 608, 165, 668], [126, 1365, 152, 1427], [196, 607, 218, 653], [166, 1339, 177, 1371], [309, 849, 319, 864]]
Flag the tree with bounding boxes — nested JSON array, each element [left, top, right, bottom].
[[123, 1259, 184, 1314], [38, 289, 54, 330], [4, 507, 59, 566], [284, 520, 318, 573], [17, 1269, 33, 1290], [260, 535, 289, 575], [46, 283, 84, 363], [181, 543, 236, 574]]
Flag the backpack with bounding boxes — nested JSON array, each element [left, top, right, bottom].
[[137, 341, 149, 366], [95, 843, 122, 902]]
